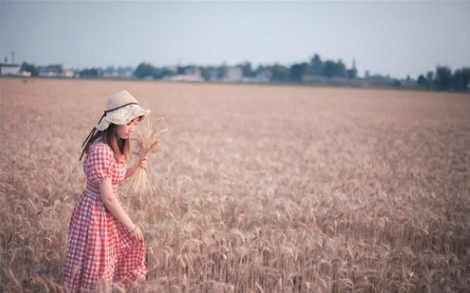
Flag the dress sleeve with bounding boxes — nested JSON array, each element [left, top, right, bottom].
[[87, 143, 115, 184]]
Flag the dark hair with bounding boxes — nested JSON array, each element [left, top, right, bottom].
[[80, 124, 130, 162]]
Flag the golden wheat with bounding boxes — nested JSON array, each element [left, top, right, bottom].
[[1, 78, 469, 293], [126, 118, 168, 197]]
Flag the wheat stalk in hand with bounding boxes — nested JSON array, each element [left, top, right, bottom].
[[127, 118, 167, 196]]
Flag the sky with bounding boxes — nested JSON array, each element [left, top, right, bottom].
[[1, 0, 469, 79]]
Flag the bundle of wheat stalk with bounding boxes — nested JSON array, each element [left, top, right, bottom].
[[127, 118, 167, 197]]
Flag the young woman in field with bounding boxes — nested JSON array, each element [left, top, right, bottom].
[[63, 90, 149, 292]]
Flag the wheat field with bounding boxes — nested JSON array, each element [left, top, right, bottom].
[[0, 78, 469, 293]]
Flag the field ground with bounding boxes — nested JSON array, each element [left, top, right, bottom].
[[1, 78, 469, 292]]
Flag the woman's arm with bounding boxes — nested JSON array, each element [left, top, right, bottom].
[[99, 179, 143, 240], [125, 157, 148, 179]]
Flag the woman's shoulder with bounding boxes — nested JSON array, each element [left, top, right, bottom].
[[88, 141, 114, 158]]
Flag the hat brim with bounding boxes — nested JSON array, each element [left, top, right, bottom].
[[95, 104, 150, 131]]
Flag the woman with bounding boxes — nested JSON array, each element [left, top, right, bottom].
[[63, 90, 149, 292]]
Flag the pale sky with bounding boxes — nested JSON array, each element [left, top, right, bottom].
[[1, 0, 469, 79]]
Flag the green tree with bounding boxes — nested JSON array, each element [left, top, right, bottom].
[[237, 62, 254, 77], [20, 62, 38, 76], [347, 67, 357, 79], [217, 63, 228, 79], [254, 64, 265, 77], [269, 64, 289, 82], [80, 68, 101, 78], [177, 66, 186, 75], [426, 71, 433, 84], [289, 63, 310, 82], [462, 68, 470, 90], [135, 62, 158, 79], [435, 66, 452, 91], [452, 69, 463, 91], [200, 66, 216, 81], [417, 75, 427, 86], [310, 54, 323, 76], [322, 60, 346, 78], [452, 68, 470, 91], [336, 60, 347, 77], [392, 80, 402, 87]]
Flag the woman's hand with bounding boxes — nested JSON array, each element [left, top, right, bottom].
[[125, 156, 148, 179], [137, 156, 148, 170], [128, 225, 144, 241]]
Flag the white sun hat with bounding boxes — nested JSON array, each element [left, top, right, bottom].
[[95, 90, 150, 131], [79, 90, 150, 161]]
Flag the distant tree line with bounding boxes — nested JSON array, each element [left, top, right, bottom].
[[18, 62, 133, 78], [15, 57, 469, 92], [133, 53, 357, 82], [79, 68, 101, 78], [417, 66, 470, 92]]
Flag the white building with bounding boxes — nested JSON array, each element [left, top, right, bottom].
[[38, 64, 74, 77], [164, 74, 204, 82], [224, 67, 243, 82], [0, 63, 20, 76]]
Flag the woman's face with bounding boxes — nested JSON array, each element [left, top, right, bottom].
[[115, 118, 140, 139]]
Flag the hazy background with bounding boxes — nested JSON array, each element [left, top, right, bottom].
[[1, 0, 469, 79]]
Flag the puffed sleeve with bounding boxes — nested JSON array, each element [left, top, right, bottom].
[[86, 143, 115, 184]]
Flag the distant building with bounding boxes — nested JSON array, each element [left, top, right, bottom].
[[164, 74, 204, 82], [207, 69, 220, 81], [224, 67, 243, 82], [103, 72, 120, 78], [0, 63, 21, 76], [183, 66, 201, 77], [102, 67, 134, 78], [164, 66, 178, 75], [163, 65, 204, 82], [256, 70, 272, 82], [38, 64, 74, 77]]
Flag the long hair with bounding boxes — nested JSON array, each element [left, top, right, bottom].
[[80, 124, 130, 162]]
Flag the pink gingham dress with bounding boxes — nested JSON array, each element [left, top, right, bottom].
[[63, 142, 147, 292]]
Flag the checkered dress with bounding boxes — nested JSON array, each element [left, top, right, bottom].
[[63, 142, 147, 292]]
